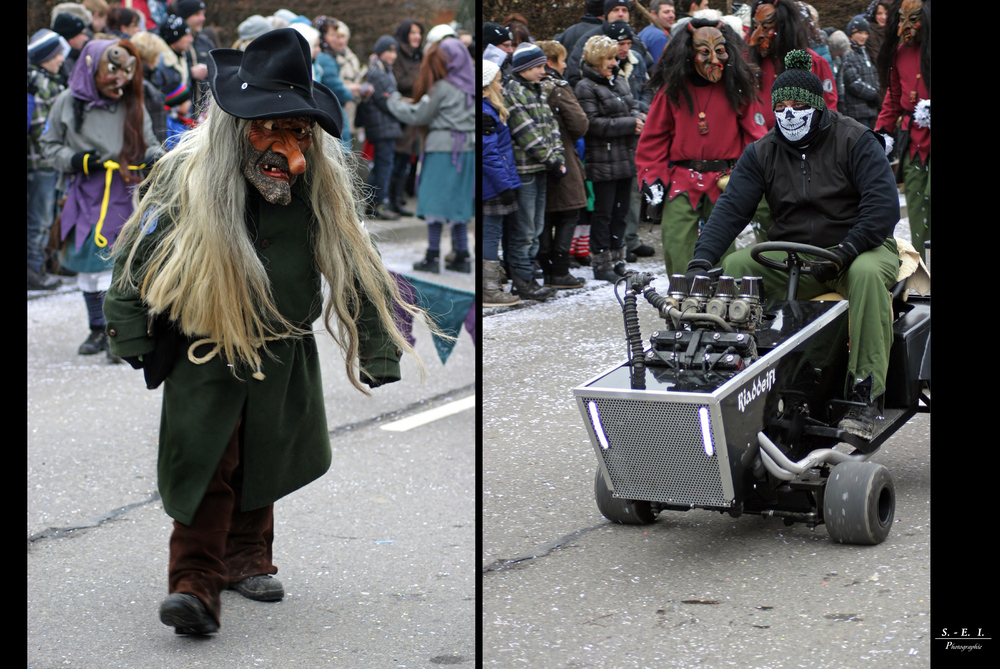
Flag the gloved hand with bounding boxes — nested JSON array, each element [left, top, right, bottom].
[[640, 178, 666, 222], [498, 189, 516, 206], [546, 161, 566, 179], [684, 258, 714, 292], [811, 242, 859, 284], [70, 150, 101, 173], [481, 111, 497, 136]]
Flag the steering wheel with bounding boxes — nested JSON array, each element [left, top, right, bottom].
[[750, 241, 841, 274], [750, 242, 841, 301]]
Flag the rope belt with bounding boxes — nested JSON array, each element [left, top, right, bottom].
[[87, 158, 146, 248], [187, 338, 277, 381]]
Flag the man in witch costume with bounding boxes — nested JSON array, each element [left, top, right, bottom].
[[875, 0, 930, 259], [635, 18, 767, 276], [685, 51, 900, 441], [103, 29, 426, 636]]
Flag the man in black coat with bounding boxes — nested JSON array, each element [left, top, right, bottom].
[[686, 51, 901, 440], [563, 1, 653, 88]]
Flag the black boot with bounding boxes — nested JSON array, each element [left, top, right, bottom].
[[78, 327, 108, 355], [389, 174, 414, 216], [511, 275, 556, 301], [838, 379, 882, 440], [591, 251, 618, 283], [413, 249, 440, 273], [445, 250, 471, 273]]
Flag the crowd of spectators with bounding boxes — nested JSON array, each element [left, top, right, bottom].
[[29, 1, 477, 354], [481, 0, 927, 306]]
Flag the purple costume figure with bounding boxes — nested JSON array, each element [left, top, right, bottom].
[[40, 39, 161, 356]]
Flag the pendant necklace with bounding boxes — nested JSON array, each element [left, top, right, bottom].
[[694, 84, 714, 135]]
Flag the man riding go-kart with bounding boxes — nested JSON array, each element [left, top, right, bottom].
[[685, 50, 899, 441], [573, 49, 929, 547]]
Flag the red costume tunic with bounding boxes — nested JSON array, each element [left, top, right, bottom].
[[758, 48, 838, 129], [636, 80, 768, 209], [875, 44, 929, 163]]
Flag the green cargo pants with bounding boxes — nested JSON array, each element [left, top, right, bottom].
[[901, 152, 930, 260], [661, 193, 735, 276], [721, 238, 900, 399]]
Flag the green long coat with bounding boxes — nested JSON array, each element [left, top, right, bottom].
[[104, 183, 402, 525]]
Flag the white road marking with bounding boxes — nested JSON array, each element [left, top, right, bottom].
[[379, 395, 476, 431]]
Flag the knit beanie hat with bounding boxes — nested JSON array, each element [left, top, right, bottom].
[[482, 59, 500, 89], [603, 20, 634, 42], [482, 22, 512, 47], [52, 13, 86, 40], [238, 15, 271, 42], [771, 50, 825, 111], [604, 0, 631, 16], [510, 43, 547, 73], [160, 15, 191, 46], [174, 0, 205, 20], [374, 35, 397, 55], [29, 30, 63, 66], [165, 80, 191, 107], [586, 0, 606, 16], [846, 16, 870, 36]]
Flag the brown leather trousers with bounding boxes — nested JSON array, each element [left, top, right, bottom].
[[167, 414, 277, 625]]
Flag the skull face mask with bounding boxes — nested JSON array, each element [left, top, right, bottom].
[[691, 25, 728, 83], [774, 104, 817, 143], [94, 45, 136, 100]]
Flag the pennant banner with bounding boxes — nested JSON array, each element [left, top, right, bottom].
[[391, 272, 475, 365]]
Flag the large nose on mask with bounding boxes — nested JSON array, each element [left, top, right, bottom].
[[784, 109, 795, 120], [272, 132, 307, 175]]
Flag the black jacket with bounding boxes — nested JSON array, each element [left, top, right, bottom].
[[574, 61, 641, 183], [692, 110, 899, 264]]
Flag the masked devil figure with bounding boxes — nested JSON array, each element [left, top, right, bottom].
[[875, 0, 931, 259], [635, 18, 767, 276]]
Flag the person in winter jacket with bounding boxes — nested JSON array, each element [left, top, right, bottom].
[[838, 17, 880, 128], [687, 50, 900, 441], [875, 0, 930, 259], [574, 35, 643, 282], [27, 30, 68, 291], [481, 60, 521, 307], [536, 40, 590, 290], [636, 18, 768, 276], [502, 43, 566, 300], [385, 37, 476, 274], [389, 19, 425, 216], [362, 36, 403, 220]]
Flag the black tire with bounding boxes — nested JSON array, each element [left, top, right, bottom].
[[823, 461, 895, 545], [594, 469, 658, 525]]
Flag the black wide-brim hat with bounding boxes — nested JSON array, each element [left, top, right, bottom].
[[207, 28, 343, 138]]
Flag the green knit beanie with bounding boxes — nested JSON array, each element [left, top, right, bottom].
[[771, 50, 825, 110]]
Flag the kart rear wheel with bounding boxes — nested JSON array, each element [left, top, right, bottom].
[[823, 461, 895, 545], [594, 469, 658, 525]]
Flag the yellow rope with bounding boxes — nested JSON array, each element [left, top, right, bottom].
[[93, 159, 146, 248]]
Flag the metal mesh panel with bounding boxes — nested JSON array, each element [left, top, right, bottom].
[[586, 397, 729, 507]]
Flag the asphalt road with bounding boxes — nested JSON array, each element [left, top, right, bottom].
[[27, 233, 478, 668], [482, 219, 935, 668]]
